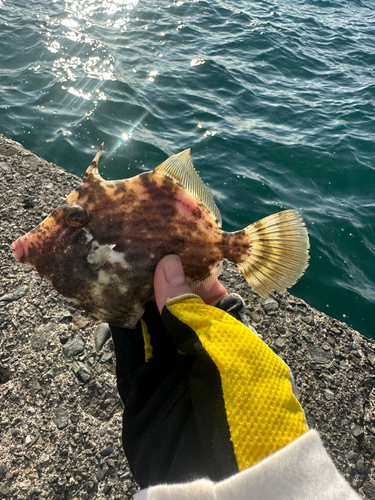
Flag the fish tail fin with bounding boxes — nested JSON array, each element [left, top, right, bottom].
[[237, 210, 309, 297]]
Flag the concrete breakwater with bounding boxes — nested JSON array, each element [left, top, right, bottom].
[[0, 134, 374, 499]]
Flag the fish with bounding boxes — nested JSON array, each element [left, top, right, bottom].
[[12, 145, 309, 328]]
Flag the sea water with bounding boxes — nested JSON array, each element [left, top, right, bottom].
[[1, 0, 374, 337]]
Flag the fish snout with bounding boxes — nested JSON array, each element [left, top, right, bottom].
[[12, 236, 30, 263]]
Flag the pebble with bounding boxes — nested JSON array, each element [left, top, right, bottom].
[[53, 407, 69, 430], [63, 337, 84, 357], [356, 458, 366, 474], [323, 389, 335, 401], [0, 285, 28, 302], [25, 434, 39, 447], [0, 484, 10, 496], [274, 337, 285, 349], [308, 346, 333, 365], [330, 327, 341, 335], [100, 444, 114, 457], [72, 362, 91, 383], [73, 312, 90, 329], [262, 298, 279, 313], [302, 332, 313, 343], [39, 453, 50, 466], [94, 323, 111, 352], [0, 464, 7, 481], [103, 485, 112, 495], [363, 482, 375, 500], [96, 463, 109, 482], [348, 451, 358, 463], [101, 352, 113, 364], [351, 426, 365, 442], [248, 310, 261, 323]]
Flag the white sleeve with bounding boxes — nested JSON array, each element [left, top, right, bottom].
[[134, 430, 360, 500]]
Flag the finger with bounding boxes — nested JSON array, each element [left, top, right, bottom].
[[197, 279, 228, 306], [154, 255, 192, 314]]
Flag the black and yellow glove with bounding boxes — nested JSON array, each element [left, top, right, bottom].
[[111, 256, 307, 489]]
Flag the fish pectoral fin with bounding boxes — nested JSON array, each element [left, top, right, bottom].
[[154, 149, 222, 228], [237, 210, 310, 297], [87, 242, 116, 271]]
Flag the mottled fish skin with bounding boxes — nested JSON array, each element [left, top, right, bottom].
[[12, 162, 249, 328], [12, 147, 309, 328]]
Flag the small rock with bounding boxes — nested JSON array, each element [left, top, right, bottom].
[[248, 310, 261, 323], [0, 366, 10, 384], [348, 451, 358, 463], [124, 479, 133, 490], [352, 426, 365, 442], [262, 298, 279, 313], [309, 346, 333, 365], [101, 352, 113, 364], [103, 485, 112, 495], [30, 326, 50, 351], [70, 413, 79, 424], [119, 470, 132, 480], [0, 464, 7, 481], [87, 481, 95, 490], [59, 333, 70, 345], [39, 453, 50, 466], [302, 332, 313, 343], [330, 327, 341, 335], [0, 285, 28, 302], [100, 444, 114, 457], [0, 483, 10, 496], [361, 440, 375, 459], [63, 337, 84, 357], [73, 312, 90, 328], [53, 407, 69, 430], [72, 362, 91, 383], [95, 323, 111, 352], [60, 310, 73, 321], [339, 360, 350, 371], [366, 426, 375, 436], [276, 325, 286, 334], [274, 337, 285, 349], [367, 354, 375, 368], [323, 389, 335, 401], [96, 463, 109, 482], [355, 458, 366, 474], [363, 482, 375, 500], [25, 434, 39, 448]]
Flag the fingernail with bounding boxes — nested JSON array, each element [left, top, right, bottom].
[[163, 255, 186, 285]]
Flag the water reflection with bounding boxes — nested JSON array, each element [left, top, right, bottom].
[[64, 0, 138, 18]]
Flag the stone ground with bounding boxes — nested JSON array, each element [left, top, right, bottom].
[[0, 134, 375, 499]]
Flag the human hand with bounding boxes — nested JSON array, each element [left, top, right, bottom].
[[154, 254, 228, 313]]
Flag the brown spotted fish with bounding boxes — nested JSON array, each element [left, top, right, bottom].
[[12, 145, 309, 328]]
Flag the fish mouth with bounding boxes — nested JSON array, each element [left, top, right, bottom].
[[12, 238, 25, 262]]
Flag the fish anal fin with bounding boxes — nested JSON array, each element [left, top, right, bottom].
[[236, 210, 310, 297], [154, 149, 222, 228]]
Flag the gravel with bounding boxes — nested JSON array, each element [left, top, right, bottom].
[[1, 134, 375, 499]]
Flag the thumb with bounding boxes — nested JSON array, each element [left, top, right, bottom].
[[154, 255, 193, 314]]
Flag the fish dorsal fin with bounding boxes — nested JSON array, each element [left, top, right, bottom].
[[154, 149, 222, 228]]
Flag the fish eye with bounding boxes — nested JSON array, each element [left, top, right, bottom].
[[64, 204, 89, 227]]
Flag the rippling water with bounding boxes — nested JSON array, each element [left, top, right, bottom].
[[1, 0, 374, 337]]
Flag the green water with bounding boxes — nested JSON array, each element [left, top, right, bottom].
[[1, 0, 374, 336]]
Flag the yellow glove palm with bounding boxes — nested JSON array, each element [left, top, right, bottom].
[[165, 295, 308, 470]]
